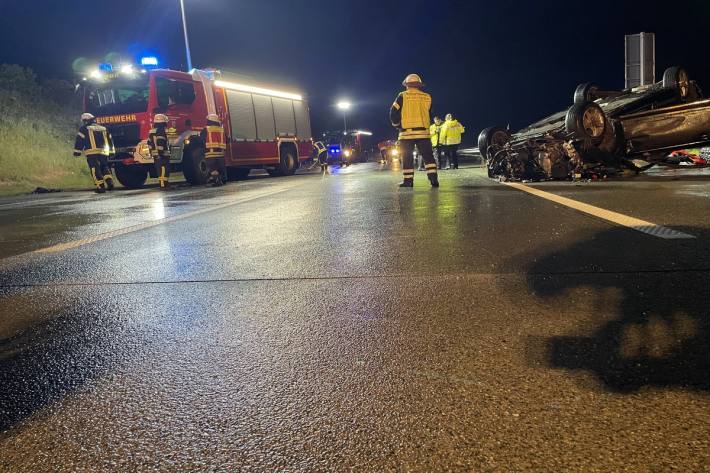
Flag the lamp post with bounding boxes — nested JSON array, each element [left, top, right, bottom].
[[336, 100, 351, 135], [179, 0, 193, 71]]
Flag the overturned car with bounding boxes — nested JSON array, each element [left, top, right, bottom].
[[477, 67, 710, 180]]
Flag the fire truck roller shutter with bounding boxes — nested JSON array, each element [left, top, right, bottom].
[[272, 97, 296, 136], [293, 100, 311, 140], [226, 90, 257, 140], [252, 94, 277, 141]]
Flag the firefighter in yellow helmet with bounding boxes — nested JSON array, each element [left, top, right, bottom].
[[313, 140, 329, 173], [201, 114, 227, 186], [148, 114, 172, 190], [389, 74, 439, 187], [440, 113, 465, 169], [73, 113, 115, 193]]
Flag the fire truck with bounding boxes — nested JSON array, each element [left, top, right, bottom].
[[82, 64, 313, 188]]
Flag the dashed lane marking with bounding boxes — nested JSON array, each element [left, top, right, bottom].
[[30, 187, 292, 255], [503, 182, 696, 240]]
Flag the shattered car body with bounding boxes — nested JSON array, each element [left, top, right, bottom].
[[477, 67, 710, 180]]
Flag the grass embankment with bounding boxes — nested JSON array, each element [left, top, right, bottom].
[[0, 64, 89, 196]]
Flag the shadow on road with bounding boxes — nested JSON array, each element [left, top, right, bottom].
[[523, 227, 709, 393], [0, 289, 132, 433]]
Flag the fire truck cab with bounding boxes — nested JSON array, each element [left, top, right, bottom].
[[83, 66, 313, 188]]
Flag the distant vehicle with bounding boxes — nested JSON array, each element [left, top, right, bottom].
[[477, 66, 710, 180], [321, 130, 365, 165], [378, 140, 400, 164], [81, 63, 313, 188]]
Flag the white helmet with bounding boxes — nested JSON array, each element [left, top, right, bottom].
[[153, 114, 169, 124], [81, 113, 95, 121], [206, 113, 220, 123], [402, 73, 424, 87]]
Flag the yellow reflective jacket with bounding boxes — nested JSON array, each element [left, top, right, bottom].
[[430, 123, 442, 147], [389, 88, 432, 140], [440, 119, 465, 145]]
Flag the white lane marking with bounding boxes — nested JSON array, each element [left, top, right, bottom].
[[30, 187, 292, 255], [504, 182, 696, 240]]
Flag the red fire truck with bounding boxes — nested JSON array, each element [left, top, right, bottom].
[[83, 66, 313, 188]]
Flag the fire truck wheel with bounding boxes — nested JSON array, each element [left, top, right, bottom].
[[114, 163, 148, 189], [183, 147, 210, 185], [269, 149, 298, 177], [226, 167, 251, 180]]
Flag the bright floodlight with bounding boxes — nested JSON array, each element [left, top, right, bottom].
[[355, 130, 372, 136], [89, 70, 102, 79], [336, 101, 352, 110], [120, 64, 134, 74]]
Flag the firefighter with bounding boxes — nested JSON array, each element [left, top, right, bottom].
[[440, 113, 465, 169], [73, 113, 115, 193], [148, 114, 171, 190], [430, 116, 444, 169], [201, 114, 227, 186], [314, 141, 329, 173], [389, 74, 439, 188]]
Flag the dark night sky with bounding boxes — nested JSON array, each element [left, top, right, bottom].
[[1, 0, 709, 145]]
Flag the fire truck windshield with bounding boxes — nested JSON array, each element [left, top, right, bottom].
[[86, 77, 150, 116]]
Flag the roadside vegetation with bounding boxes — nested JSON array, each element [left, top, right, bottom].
[[0, 64, 89, 196]]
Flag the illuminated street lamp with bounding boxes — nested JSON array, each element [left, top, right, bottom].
[[336, 100, 352, 135], [179, 0, 193, 71]]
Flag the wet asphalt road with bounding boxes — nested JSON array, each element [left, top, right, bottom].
[[0, 163, 708, 471]]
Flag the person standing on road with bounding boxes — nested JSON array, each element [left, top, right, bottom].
[[430, 116, 444, 169], [201, 114, 227, 186], [73, 113, 115, 194], [314, 141, 329, 173], [389, 73, 439, 188], [148, 114, 172, 191], [440, 113, 465, 169]]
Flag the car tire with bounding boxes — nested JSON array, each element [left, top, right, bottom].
[[182, 147, 209, 185], [478, 126, 511, 161], [573, 83, 599, 105], [226, 167, 251, 180], [662, 66, 690, 99], [565, 102, 607, 145], [114, 163, 148, 189]]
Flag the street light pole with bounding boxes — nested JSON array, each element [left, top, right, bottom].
[[342, 113, 348, 135], [179, 0, 193, 71], [336, 100, 352, 136]]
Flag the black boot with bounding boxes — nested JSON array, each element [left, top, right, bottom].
[[428, 174, 440, 188], [95, 184, 106, 194], [399, 179, 413, 188], [105, 176, 115, 191]]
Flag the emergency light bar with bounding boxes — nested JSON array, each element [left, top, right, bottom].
[[214, 80, 303, 101]]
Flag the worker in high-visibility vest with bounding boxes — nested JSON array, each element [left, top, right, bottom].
[[200, 114, 227, 186], [314, 141, 329, 173], [389, 73, 439, 188], [429, 116, 444, 169], [73, 113, 115, 193], [148, 114, 172, 190], [440, 113, 465, 169]]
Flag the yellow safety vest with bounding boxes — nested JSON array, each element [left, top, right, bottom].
[[205, 125, 226, 159], [85, 125, 111, 156], [430, 124, 442, 147], [441, 119, 465, 145], [395, 89, 431, 140]]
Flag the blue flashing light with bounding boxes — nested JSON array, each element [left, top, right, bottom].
[[140, 56, 159, 67], [98, 63, 113, 72]]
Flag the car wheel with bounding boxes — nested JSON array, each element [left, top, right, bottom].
[[573, 83, 599, 105], [565, 102, 606, 145], [478, 126, 511, 161], [662, 66, 690, 99], [182, 147, 209, 185], [114, 163, 148, 189]]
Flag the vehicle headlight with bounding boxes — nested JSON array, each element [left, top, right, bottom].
[[344, 150, 352, 157], [390, 149, 399, 156]]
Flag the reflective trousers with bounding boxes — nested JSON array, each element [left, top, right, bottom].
[[207, 157, 226, 181], [400, 138, 438, 182], [155, 156, 171, 188], [87, 154, 111, 189]]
